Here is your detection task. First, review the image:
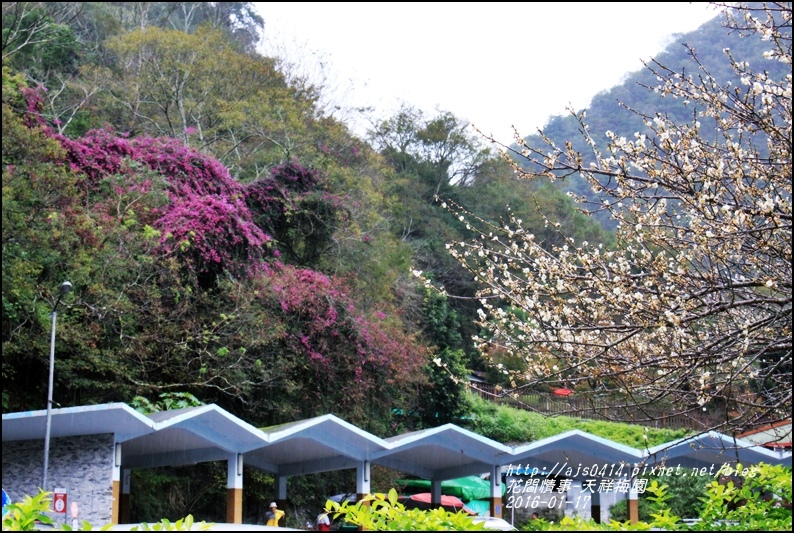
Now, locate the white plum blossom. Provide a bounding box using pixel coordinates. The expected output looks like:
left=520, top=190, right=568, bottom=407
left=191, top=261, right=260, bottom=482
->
left=436, top=2, right=791, bottom=435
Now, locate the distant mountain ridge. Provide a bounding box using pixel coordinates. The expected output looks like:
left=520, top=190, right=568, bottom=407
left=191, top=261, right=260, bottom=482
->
left=514, top=5, right=791, bottom=229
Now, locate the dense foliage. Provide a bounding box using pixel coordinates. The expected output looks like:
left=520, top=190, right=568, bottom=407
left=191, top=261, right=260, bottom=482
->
left=608, top=471, right=710, bottom=521
left=2, top=66, right=428, bottom=431
left=1, top=2, right=617, bottom=429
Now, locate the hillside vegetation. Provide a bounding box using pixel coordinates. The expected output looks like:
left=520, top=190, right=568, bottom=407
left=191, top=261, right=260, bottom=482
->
left=1, top=1, right=610, bottom=431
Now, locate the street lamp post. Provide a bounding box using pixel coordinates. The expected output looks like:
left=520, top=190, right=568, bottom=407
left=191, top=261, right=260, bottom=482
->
left=42, top=281, right=72, bottom=492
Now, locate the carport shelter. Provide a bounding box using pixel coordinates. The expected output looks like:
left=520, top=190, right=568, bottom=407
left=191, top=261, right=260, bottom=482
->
left=373, top=424, right=512, bottom=518
left=245, top=414, right=391, bottom=511
left=3, top=403, right=790, bottom=526
left=508, top=430, right=644, bottom=523
left=505, top=429, right=791, bottom=523
left=645, top=430, right=791, bottom=471
left=2, top=405, right=391, bottom=525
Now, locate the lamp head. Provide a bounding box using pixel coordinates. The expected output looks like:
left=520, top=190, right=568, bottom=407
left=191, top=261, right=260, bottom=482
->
left=60, top=281, right=72, bottom=296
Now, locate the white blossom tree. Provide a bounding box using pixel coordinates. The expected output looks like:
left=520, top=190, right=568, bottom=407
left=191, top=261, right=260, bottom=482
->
left=444, top=2, right=791, bottom=435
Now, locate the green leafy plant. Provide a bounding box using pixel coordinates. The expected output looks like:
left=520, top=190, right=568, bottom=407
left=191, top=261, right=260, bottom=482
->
left=130, top=392, right=203, bottom=414
left=609, top=470, right=710, bottom=522
left=693, top=463, right=792, bottom=531
left=2, top=490, right=54, bottom=531
left=526, top=463, right=791, bottom=531
left=326, top=488, right=488, bottom=531
left=1, top=490, right=111, bottom=531
left=643, top=481, right=681, bottom=531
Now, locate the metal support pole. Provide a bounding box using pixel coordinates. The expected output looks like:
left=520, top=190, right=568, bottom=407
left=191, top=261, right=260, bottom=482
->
left=42, top=309, right=57, bottom=491
left=42, top=281, right=71, bottom=491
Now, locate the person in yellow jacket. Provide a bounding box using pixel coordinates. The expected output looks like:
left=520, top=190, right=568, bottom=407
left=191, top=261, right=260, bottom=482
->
left=265, top=502, right=285, bottom=527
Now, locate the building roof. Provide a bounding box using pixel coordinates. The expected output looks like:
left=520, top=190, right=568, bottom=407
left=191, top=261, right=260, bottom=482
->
left=374, top=424, right=512, bottom=480
left=2, top=402, right=156, bottom=443
left=510, top=429, right=644, bottom=477
left=4, top=403, right=791, bottom=482
left=645, top=430, right=791, bottom=469
left=736, top=420, right=792, bottom=450
left=122, top=404, right=268, bottom=469
left=247, top=414, right=390, bottom=476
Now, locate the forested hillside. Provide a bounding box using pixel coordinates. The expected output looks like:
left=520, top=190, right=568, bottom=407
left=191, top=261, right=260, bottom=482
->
left=5, top=1, right=786, bottom=431
left=2, top=2, right=608, bottom=433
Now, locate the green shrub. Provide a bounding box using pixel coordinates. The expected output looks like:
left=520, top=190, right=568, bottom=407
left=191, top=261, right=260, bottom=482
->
left=463, top=394, right=689, bottom=447
left=522, top=464, right=792, bottom=531
left=606, top=470, right=710, bottom=523
left=325, top=488, right=489, bottom=531
left=693, top=463, right=792, bottom=531
left=2, top=490, right=54, bottom=531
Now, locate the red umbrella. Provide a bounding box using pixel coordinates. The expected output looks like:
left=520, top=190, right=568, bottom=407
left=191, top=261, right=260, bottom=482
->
left=553, top=387, right=574, bottom=396
left=401, top=493, right=477, bottom=515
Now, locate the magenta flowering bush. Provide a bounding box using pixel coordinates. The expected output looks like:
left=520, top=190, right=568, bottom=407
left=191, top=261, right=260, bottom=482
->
left=257, top=263, right=427, bottom=423
left=54, top=128, right=137, bottom=188
left=21, top=73, right=348, bottom=280
left=131, top=136, right=243, bottom=199
left=245, top=160, right=323, bottom=228
left=49, top=126, right=272, bottom=283
left=5, top=83, right=428, bottom=431
left=155, top=194, right=269, bottom=280
left=55, top=129, right=242, bottom=198
left=20, top=86, right=49, bottom=129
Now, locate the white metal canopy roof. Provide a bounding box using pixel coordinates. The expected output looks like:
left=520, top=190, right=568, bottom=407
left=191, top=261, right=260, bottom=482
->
left=4, top=403, right=790, bottom=481
left=2, top=402, right=156, bottom=443
left=247, top=414, right=390, bottom=476
left=645, top=430, right=792, bottom=469
left=374, top=424, right=513, bottom=480
left=122, top=404, right=268, bottom=468
left=510, top=429, right=645, bottom=477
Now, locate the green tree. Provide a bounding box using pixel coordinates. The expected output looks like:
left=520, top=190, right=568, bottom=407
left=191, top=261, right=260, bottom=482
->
left=1, top=3, right=80, bottom=79
left=104, top=25, right=328, bottom=180
left=369, top=104, right=492, bottom=201
left=416, top=288, right=470, bottom=426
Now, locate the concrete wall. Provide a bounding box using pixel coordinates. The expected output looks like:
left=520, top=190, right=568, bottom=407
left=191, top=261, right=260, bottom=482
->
left=2, top=434, right=115, bottom=527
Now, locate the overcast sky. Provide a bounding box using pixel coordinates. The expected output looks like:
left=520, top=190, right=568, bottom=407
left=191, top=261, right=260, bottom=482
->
left=254, top=2, right=721, bottom=144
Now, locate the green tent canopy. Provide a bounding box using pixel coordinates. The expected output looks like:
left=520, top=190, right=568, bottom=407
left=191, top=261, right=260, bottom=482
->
left=395, top=476, right=505, bottom=502
left=464, top=499, right=492, bottom=517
